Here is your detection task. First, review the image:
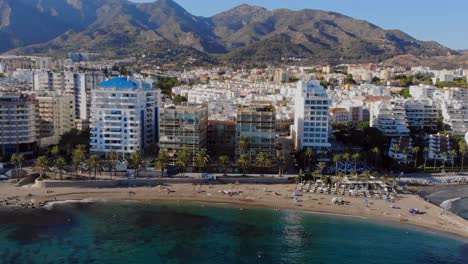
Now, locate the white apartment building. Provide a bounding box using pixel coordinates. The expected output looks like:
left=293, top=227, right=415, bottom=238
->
left=0, top=94, right=39, bottom=156
left=440, top=100, right=468, bottom=136
left=425, top=134, right=454, bottom=162
left=37, top=94, right=75, bottom=146
left=404, top=99, right=439, bottom=130
left=293, top=80, right=331, bottom=151
left=370, top=100, right=410, bottom=137
left=75, top=72, right=106, bottom=129
left=90, top=77, right=161, bottom=156
left=388, top=137, right=414, bottom=164
left=409, top=84, right=436, bottom=99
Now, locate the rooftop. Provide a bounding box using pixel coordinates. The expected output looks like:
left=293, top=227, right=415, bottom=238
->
left=99, top=77, right=152, bottom=90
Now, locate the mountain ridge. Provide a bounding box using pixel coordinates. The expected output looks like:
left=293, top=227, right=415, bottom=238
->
left=0, top=0, right=459, bottom=64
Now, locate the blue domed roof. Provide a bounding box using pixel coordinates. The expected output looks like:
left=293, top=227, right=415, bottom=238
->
left=99, top=77, right=151, bottom=90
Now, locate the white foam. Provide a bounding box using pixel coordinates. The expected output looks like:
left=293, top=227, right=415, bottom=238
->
left=440, top=197, right=461, bottom=210
left=44, top=198, right=105, bottom=210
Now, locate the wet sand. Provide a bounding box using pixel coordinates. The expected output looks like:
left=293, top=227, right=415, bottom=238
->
left=1, top=182, right=467, bottom=239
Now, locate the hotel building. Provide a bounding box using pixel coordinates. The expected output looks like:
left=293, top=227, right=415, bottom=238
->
left=90, top=78, right=161, bottom=156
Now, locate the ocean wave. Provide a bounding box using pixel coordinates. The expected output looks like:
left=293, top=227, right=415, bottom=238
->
left=44, top=198, right=106, bottom=210
left=440, top=198, right=462, bottom=210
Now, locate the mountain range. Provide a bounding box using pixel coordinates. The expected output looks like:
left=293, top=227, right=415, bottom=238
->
left=0, top=0, right=459, bottom=64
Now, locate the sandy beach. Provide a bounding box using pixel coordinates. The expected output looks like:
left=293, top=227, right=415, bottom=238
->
left=1, top=182, right=468, bottom=239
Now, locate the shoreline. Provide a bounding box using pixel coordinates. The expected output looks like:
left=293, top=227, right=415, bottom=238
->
left=1, top=183, right=468, bottom=240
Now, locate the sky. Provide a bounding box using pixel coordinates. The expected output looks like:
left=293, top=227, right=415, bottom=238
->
left=133, top=0, right=467, bottom=50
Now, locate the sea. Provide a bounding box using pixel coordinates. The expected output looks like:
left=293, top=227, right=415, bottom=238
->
left=418, top=185, right=468, bottom=220
left=0, top=201, right=467, bottom=264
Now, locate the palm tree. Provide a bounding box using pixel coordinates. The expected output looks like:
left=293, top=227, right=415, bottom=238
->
left=156, top=149, right=170, bottom=178
left=195, top=149, right=210, bottom=176
left=87, top=155, right=100, bottom=180
left=305, top=147, right=315, bottom=171
left=11, top=154, right=25, bottom=178
left=176, top=148, right=191, bottom=177
left=371, top=147, right=380, bottom=169
left=433, top=149, right=439, bottom=172
left=412, top=146, right=420, bottom=168
left=239, top=137, right=250, bottom=155
left=72, top=144, right=87, bottom=175
left=459, top=141, right=467, bottom=172
left=318, top=161, right=327, bottom=179
left=423, top=147, right=429, bottom=172
left=50, top=145, right=60, bottom=157
left=128, top=151, right=145, bottom=178
left=237, top=154, right=250, bottom=176
left=342, top=153, right=350, bottom=175
left=351, top=153, right=361, bottom=176
left=54, top=157, right=66, bottom=180
left=218, top=155, right=230, bottom=176
left=35, top=156, right=49, bottom=180
left=312, top=170, right=320, bottom=183
left=109, top=151, right=119, bottom=178
left=361, top=170, right=371, bottom=190
left=276, top=156, right=286, bottom=177
left=256, top=152, right=272, bottom=176
left=450, top=149, right=457, bottom=172
left=392, top=144, right=400, bottom=163
left=332, top=154, right=341, bottom=176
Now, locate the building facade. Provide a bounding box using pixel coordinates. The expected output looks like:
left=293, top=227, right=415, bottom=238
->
left=207, top=120, right=236, bottom=159
left=159, top=105, right=208, bottom=163
left=0, top=94, right=39, bottom=156
left=37, top=94, right=76, bottom=146
left=293, top=80, right=331, bottom=152
left=90, top=78, right=160, bottom=156
left=236, top=104, right=277, bottom=159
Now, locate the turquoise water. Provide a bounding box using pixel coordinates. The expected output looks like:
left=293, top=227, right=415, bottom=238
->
left=0, top=201, right=467, bottom=264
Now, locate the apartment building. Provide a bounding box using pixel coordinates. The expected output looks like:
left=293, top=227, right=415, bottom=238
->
left=425, top=134, right=454, bottom=162
left=370, top=100, right=410, bottom=137
left=404, top=99, right=439, bottom=131
left=0, top=94, right=39, bottom=156
left=207, top=119, right=236, bottom=159
left=75, top=72, right=106, bottom=129
left=293, top=80, right=331, bottom=152
left=37, top=94, right=75, bottom=146
left=236, top=104, right=277, bottom=159
left=159, top=105, right=208, bottom=163
left=90, top=77, right=160, bottom=156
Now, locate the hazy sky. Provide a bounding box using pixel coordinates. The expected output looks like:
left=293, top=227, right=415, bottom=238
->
left=133, top=0, right=467, bottom=50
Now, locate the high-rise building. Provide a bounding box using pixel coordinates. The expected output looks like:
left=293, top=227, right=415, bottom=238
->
left=0, top=94, right=39, bottom=156
left=75, top=72, right=106, bottom=129
left=159, top=105, right=208, bottom=163
left=370, top=100, right=410, bottom=138
left=90, top=77, right=161, bottom=156
left=207, top=120, right=236, bottom=158
left=293, top=80, right=331, bottom=152
left=37, top=94, right=76, bottom=146
left=236, top=104, right=276, bottom=159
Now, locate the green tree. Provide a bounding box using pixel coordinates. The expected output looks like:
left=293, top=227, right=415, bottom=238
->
left=351, top=153, right=361, bottom=176
left=237, top=154, right=250, bottom=176
left=256, top=152, right=272, bottom=176
left=318, top=162, right=327, bottom=178
left=239, top=137, right=250, bottom=155
left=450, top=149, right=457, bottom=172
left=459, top=141, right=467, bottom=172
left=305, top=147, right=315, bottom=171
left=332, top=154, right=341, bottom=176
left=342, top=153, right=350, bottom=174
left=54, top=157, right=66, bottom=180
left=156, top=149, right=170, bottom=178
left=412, top=146, right=420, bottom=168
left=423, top=147, right=429, bottom=171
left=35, top=156, right=49, bottom=180
left=10, top=154, right=25, bottom=178
left=87, top=155, right=100, bottom=180
left=50, top=145, right=60, bottom=157
left=276, top=155, right=286, bottom=177
left=218, top=155, right=230, bottom=176
left=176, top=148, right=191, bottom=177
left=195, top=149, right=210, bottom=176
left=128, top=151, right=145, bottom=178
left=109, top=151, right=119, bottom=179
left=371, top=147, right=380, bottom=169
